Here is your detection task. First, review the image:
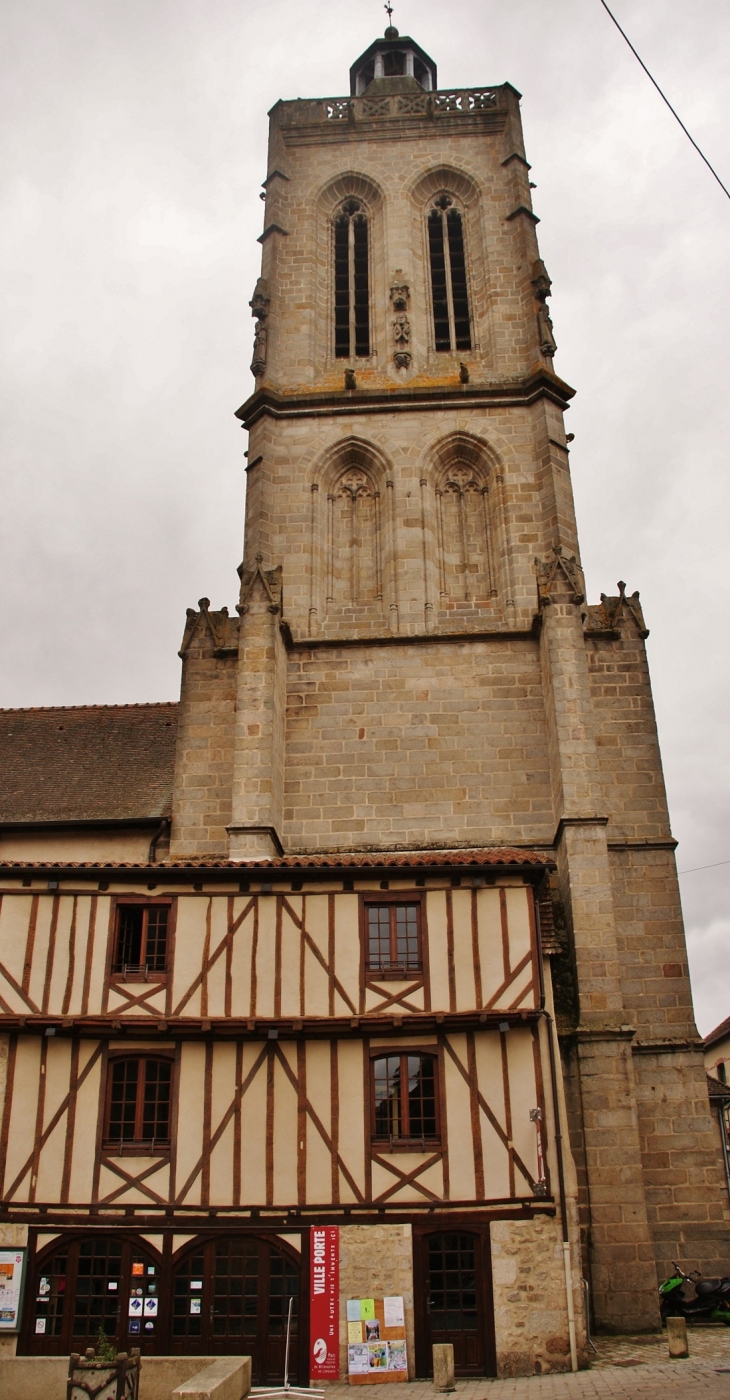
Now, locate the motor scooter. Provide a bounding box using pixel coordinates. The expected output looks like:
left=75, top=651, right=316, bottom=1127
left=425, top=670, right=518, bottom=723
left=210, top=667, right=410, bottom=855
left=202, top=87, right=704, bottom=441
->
left=660, top=1262, right=730, bottom=1323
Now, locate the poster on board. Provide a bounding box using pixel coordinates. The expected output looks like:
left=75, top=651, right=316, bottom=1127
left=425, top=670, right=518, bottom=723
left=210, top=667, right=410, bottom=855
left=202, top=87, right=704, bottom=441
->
left=310, top=1227, right=339, bottom=1379
left=346, top=1296, right=408, bottom=1384
left=0, top=1251, right=27, bottom=1331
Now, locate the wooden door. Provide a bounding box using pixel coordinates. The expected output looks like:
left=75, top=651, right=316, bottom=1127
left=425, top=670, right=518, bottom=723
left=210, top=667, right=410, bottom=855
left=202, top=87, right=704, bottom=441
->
left=171, top=1236, right=300, bottom=1382
left=414, top=1228, right=496, bottom=1378
left=24, top=1236, right=160, bottom=1355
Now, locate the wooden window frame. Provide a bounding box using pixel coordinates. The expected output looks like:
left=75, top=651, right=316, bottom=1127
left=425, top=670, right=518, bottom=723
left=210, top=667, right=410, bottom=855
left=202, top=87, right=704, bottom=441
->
left=369, top=1046, right=441, bottom=1149
left=361, top=892, right=424, bottom=979
left=103, top=1051, right=175, bottom=1156
left=109, top=896, right=175, bottom=984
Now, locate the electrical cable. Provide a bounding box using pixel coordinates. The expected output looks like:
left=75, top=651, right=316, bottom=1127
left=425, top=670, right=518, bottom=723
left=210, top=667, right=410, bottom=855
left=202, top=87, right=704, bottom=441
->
left=678, top=859, right=730, bottom=876
left=597, top=0, right=730, bottom=202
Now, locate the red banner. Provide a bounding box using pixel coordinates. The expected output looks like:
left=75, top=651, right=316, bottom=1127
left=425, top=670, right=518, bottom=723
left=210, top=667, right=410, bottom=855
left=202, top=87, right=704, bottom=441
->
left=310, top=1226, right=339, bottom=1378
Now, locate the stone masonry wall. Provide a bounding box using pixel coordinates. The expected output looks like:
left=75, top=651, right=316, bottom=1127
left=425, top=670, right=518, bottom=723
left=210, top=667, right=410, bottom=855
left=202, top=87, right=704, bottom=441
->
left=244, top=400, right=576, bottom=644
left=337, top=1224, right=415, bottom=1380
left=170, top=618, right=238, bottom=858
left=491, top=1214, right=585, bottom=1376
left=284, top=635, right=553, bottom=850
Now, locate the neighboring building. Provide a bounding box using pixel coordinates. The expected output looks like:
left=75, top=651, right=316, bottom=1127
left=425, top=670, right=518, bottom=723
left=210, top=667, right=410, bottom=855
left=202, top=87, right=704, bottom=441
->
left=705, top=1016, right=730, bottom=1084
left=1, top=23, right=728, bottom=1379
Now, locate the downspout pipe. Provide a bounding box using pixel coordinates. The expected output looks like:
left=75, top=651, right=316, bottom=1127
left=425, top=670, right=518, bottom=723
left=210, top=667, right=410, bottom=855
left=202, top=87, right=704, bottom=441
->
left=148, top=816, right=170, bottom=864
left=535, top=889, right=579, bottom=1373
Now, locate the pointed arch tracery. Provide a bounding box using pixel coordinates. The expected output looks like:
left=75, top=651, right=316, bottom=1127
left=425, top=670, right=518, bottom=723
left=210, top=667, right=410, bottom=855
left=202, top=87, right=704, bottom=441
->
left=427, top=433, right=509, bottom=607
left=309, top=439, right=394, bottom=629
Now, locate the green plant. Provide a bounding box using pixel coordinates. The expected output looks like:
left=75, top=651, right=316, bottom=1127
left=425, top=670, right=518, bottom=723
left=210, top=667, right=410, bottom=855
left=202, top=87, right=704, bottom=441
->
left=95, top=1327, right=118, bottom=1363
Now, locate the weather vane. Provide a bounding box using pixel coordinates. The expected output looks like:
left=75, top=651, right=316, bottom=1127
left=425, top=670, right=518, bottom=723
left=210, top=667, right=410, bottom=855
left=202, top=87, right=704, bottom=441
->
left=384, top=2, right=394, bottom=24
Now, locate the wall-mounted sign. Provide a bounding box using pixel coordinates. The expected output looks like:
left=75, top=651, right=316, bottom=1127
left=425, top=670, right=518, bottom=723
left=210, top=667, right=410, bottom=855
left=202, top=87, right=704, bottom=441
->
left=310, top=1227, right=339, bottom=1378
left=0, top=1250, right=27, bottom=1332
left=346, top=1296, right=407, bottom=1384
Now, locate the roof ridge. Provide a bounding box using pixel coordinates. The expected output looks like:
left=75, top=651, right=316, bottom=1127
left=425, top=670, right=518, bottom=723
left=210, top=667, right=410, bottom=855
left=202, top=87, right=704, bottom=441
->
left=0, top=702, right=179, bottom=715
left=703, top=1014, right=730, bottom=1046
left=0, top=847, right=554, bottom=871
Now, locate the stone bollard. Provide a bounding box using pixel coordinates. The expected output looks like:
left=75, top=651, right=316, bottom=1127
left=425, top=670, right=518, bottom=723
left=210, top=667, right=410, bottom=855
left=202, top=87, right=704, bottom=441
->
left=432, top=1343, right=455, bottom=1392
left=666, top=1316, right=689, bottom=1359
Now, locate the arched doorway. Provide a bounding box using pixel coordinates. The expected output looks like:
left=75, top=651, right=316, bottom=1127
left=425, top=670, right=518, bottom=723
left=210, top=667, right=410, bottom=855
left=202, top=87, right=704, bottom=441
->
left=23, top=1235, right=160, bottom=1356
left=413, top=1228, right=496, bottom=1378
left=171, top=1235, right=300, bottom=1382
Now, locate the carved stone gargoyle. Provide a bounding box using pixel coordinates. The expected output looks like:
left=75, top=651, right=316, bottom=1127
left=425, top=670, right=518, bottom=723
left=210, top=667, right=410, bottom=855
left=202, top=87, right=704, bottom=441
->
left=237, top=555, right=283, bottom=615
left=535, top=545, right=585, bottom=607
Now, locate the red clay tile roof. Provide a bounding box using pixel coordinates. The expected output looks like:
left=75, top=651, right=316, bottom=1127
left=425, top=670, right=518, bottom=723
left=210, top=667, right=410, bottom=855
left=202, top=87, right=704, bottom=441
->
left=0, top=847, right=554, bottom=872
left=704, top=1015, right=730, bottom=1049
left=707, top=1073, right=730, bottom=1101
left=0, top=704, right=178, bottom=824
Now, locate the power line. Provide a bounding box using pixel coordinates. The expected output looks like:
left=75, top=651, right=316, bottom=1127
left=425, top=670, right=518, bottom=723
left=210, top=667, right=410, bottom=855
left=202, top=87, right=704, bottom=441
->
left=678, top=859, right=730, bottom=877
left=597, top=0, right=730, bottom=202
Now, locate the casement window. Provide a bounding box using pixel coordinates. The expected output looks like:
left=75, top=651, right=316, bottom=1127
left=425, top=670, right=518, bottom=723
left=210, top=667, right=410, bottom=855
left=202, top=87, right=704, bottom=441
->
left=334, top=199, right=370, bottom=358
left=372, top=1052, right=438, bottom=1143
left=428, top=195, right=472, bottom=352
left=105, top=1057, right=172, bottom=1149
left=112, top=902, right=170, bottom=977
left=365, top=900, right=422, bottom=974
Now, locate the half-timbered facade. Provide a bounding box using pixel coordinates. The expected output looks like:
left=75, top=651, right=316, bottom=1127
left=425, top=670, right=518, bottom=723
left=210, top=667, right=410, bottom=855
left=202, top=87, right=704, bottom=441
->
left=2, top=18, right=728, bottom=1382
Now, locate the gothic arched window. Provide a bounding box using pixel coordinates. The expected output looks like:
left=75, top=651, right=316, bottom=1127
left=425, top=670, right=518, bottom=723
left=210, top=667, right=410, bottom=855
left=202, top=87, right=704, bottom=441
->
left=334, top=199, right=370, bottom=359
left=427, top=195, right=471, bottom=352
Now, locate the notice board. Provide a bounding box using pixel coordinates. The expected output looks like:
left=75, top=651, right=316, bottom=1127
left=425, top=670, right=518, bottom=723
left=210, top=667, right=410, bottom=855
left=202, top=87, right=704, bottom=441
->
left=346, top=1295, right=408, bottom=1384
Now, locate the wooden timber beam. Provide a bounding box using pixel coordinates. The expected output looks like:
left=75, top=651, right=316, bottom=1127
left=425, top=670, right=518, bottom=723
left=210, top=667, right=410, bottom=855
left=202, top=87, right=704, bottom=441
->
left=0, top=1008, right=539, bottom=1039
left=1, top=1198, right=555, bottom=1229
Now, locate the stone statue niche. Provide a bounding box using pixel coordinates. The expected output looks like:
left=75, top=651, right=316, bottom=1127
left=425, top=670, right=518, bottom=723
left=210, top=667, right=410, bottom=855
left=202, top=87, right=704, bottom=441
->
left=250, top=277, right=270, bottom=377
left=531, top=259, right=556, bottom=358
left=390, top=273, right=411, bottom=369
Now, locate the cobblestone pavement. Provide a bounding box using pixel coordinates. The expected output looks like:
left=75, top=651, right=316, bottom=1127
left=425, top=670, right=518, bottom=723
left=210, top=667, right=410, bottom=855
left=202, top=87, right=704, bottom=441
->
left=318, top=1330, right=730, bottom=1399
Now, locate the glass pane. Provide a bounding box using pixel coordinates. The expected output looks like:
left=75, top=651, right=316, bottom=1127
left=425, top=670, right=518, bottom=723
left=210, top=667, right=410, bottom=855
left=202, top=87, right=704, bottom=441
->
left=142, top=1060, right=171, bottom=1143
left=353, top=215, right=370, bottom=358
left=72, top=1238, right=124, bottom=1339
left=115, top=907, right=143, bottom=973
left=108, top=1060, right=138, bottom=1143
left=395, top=905, right=420, bottom=968
left=447, top=209, right=471, bottom=351
left=334, top=216, right=350, bottom=358
left=373, top=1056, right=401, bottom=1139
left=268, top=1251, right=299, bottom=1337
left=213, top=1239, right=259, bottom=1339
left=144, top=907, right=169, bottom=973
left=407, top=1055, right=436, bottom=1138
left=172, top=1250, right=205, bottom=1337
left=428, top=1233, right=478, bottom=1332
left=367, top=907, right=391, bottom=968
left=35, top=1249, right=69, bottom=1338
left=428, top=211, right=451, bottom=351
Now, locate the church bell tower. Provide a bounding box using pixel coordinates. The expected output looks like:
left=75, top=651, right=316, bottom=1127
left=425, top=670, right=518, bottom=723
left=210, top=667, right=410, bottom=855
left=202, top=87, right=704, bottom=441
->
left=170, top=22, right=730, bottom=1338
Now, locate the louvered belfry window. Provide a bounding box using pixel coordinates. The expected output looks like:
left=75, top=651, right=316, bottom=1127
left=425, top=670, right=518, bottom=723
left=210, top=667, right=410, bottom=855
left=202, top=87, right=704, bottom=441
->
left=428, top=194, right=472, bottom=352
left=334, top=199, right=370, bottom=358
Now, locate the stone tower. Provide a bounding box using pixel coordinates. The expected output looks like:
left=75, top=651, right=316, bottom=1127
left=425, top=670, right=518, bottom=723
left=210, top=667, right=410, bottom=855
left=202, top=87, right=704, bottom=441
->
left=170, top=25, right=729, bottom=1330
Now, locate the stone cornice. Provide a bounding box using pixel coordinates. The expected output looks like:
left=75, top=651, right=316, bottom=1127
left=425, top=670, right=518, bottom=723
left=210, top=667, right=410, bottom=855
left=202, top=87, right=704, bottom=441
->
left=235, top=368, right=576, bottom=429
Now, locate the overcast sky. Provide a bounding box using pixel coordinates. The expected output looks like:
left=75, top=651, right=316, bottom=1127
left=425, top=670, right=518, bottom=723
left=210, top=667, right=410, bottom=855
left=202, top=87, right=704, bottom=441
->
left=2, top=0, right=729, bottom=1033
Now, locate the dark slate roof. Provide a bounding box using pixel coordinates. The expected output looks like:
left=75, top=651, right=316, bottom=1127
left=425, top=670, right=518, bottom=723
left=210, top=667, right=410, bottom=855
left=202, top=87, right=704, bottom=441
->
left=0, top=704, right=179, bottom=824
